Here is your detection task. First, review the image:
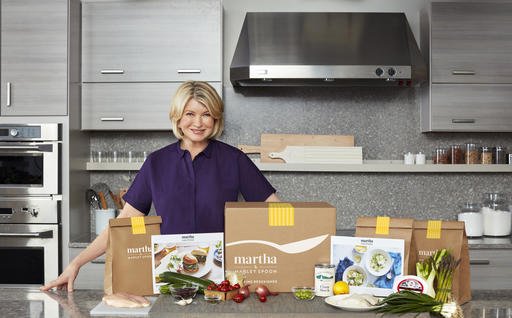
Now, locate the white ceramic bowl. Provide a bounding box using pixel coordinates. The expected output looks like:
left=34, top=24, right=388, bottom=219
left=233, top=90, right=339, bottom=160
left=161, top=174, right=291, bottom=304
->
left=365, top=249, right=392, bottom=277
left=342, top=265, right=367, bottom=286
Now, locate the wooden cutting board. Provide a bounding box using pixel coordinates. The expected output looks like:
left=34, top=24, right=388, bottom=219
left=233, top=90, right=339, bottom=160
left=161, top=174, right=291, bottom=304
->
left=239, top=134, right=355, bottom=163
left=269, top=146, right=363, bottom=164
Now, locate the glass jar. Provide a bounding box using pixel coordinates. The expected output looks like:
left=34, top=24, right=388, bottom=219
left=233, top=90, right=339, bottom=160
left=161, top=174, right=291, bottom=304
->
left=481, top=192, right=511, bottom=237
left=433, top=147, right=449, bottom=164
left=494, top=146, right=507, bottom=164
left=450, top=144, right=464, bottom=164
left=482, top=192, right=509, bottom=212
left=481, top=146, right=493, bottom=164
left=458, top=202, right=483, bottom=237
left=465, top=143, right=480, bottom=164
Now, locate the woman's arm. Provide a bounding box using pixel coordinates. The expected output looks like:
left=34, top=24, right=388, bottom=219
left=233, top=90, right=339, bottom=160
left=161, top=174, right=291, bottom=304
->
left=40, top=203, right=144, bottom=292
left=265, top=193, right=280, bottom=202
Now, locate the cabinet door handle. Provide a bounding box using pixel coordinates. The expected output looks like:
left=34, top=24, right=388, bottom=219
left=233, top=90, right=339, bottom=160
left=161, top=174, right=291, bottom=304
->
left=177, top=69, right=201, bottom=74
left=452, top=70, right=475, bottom=76
left=100, top=69, right=124, bottom=74
left=100, top=117, right=124, bottom=122
left=470, top=259, right=490, bottom=265
left=91, top=259, right=105, bottom=264
left=452, top=119, right=475, bottom=124
left=6, top=82, right=11, bottom=107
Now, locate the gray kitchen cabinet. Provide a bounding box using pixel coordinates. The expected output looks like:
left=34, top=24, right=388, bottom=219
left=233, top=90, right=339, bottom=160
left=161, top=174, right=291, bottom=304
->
left=429, top=84, right=512, bottom=132
left=0, top=0, right=67, bottom=116
left=422, top=2, right=512, bottom=132
left=81, top=0, right=222, bottom=83
left=431, top=2, right=512, bottom=84
left=469, top=249, right=512, bottom=290
left=69, top=247, right=104, bottom=289
left=82, top=82, right=222, bottom=130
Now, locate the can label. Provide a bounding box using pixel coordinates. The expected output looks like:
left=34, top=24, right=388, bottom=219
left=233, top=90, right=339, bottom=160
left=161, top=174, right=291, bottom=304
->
left=314, top=264, right=335, bottom=297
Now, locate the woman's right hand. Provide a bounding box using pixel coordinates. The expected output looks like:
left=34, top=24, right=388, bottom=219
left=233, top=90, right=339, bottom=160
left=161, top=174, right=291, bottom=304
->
left=40, top=262, right=80, bottom=292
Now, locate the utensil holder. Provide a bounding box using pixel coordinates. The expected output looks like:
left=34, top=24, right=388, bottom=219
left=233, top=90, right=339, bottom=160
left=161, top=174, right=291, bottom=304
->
left=94, top=209, right=116, bottom=235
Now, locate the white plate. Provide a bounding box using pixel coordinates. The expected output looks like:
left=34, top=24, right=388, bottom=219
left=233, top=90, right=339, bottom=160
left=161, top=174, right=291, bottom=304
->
left=324, top=294, right=384, bottom=312
left=365, top=248, right=392, bottom=277
left=342, top=265, right=367, bottom=287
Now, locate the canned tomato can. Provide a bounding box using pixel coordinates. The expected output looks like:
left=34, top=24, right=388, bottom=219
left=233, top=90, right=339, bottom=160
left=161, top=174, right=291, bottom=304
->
left=314, top=263, right=335, bottom=297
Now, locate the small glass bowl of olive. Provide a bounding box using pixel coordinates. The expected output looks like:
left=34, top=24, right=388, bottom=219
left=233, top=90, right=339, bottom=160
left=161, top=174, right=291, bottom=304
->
left=291, top=287, right=316, bottom=300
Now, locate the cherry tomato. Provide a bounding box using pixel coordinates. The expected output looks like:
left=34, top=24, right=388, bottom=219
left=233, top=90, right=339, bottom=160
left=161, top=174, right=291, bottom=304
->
left=233, top=283, right=241, bottom=289
left=207, top=283, right=217, bottom=291
left=232, top=294, right=245, bottom=303
left=259, top=295, right=267, bottom=302
left=221, top=280, right=230, bottom=286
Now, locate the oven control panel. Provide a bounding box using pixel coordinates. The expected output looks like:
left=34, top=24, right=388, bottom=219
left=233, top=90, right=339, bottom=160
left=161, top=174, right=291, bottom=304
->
left=0, top=124, right=59, bottom=141
left=0, top=198, right=58, bottom=224
left=0, top=207, right=39, bottom=218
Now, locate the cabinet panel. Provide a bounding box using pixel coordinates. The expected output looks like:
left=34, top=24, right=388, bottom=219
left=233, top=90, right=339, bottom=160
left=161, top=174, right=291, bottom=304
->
left=69, top=248, right=105, bottom=290
left=82, top=82, right=222, bottom=130
left=82, top=0, right=221, bottom=82
left=431, top=2, right=512, bottom=83
left=429, top=84, right=512, bottom=132
left=470, top=249, right=512, bottom=290
left=0, top=0, right=67, bottom=116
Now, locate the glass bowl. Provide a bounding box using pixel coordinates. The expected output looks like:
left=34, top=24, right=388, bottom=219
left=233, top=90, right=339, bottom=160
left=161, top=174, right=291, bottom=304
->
left=169, top=283, right=198, bottom=305
left=291, top=287, right=316, bottom=300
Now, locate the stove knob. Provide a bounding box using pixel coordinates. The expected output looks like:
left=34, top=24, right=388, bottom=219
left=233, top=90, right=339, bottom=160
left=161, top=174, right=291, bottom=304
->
left=375, top=68, right=384, bottom=77
left=30, top=209, right=39, bottom=217
left=388, top=68, right=396, bottom=77
left=9, top=128, right=19, bottom=137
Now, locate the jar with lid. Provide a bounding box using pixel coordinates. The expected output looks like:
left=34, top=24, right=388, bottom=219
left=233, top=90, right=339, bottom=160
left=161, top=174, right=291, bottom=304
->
left=481, top=146, right=493, bottom=164
left=481, top=192, right=511, bottom=236
left=494, top=146, right=507, bottom=164
left=432, top=147, right=449, bottom=164
left=458, top=203, right=483, bottom=237
left=450, top=144, right=464, bottom=164
left=465, top=143, right=480, bottom=164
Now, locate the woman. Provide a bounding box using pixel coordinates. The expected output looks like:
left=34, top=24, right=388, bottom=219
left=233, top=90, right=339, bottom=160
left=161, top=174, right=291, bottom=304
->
left=42, top=81, right=278, bottom=292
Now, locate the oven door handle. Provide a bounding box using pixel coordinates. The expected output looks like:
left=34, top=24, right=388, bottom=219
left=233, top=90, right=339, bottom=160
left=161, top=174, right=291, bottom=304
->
left=0, top=230, right=53, bottom=238
left=0, top=144, right=53, bottom=152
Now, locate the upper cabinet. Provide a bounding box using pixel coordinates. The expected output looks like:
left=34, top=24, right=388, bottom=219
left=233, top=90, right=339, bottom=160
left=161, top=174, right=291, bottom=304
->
left=431, top=2, right=512, bottom=84
left=81, top=0, right=222, bottom=83
left=422, top=2, right=512, bottom=132
left=0, top=0, right=68, bottom=116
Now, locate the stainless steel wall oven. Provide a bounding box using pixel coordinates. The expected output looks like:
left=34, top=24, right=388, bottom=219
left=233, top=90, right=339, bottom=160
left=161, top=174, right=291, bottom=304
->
left=0, top=124, right=61, bottom=287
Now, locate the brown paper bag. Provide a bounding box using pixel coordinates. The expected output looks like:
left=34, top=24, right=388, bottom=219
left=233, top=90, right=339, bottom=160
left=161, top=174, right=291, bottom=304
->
left=355, top=217, right=414, bottom=275
left=104, top=216, right=162, bottom=296
left=412, top=220, right=471, bottom=304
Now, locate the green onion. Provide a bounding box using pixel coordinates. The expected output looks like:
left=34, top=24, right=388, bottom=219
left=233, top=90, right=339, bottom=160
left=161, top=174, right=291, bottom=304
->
left=377, top=291, right=463, bottom=318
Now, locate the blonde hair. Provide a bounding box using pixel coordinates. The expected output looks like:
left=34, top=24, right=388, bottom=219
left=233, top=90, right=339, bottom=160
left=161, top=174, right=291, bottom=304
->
left=170, top=81, right=224, bottom=140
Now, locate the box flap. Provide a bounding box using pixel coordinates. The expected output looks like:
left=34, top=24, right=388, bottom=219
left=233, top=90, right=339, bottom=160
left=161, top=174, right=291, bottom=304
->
left=225, top=201, right=335, bottom=210
left=356, top=216, right=414, bottom=229
left=109, top=216, right=162, bottom=227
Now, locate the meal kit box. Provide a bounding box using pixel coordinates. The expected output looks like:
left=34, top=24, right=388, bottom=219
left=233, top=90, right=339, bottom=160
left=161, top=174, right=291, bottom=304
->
left=331, top=236, right=405, bottom=297
left=355, top=217, right=414, bottom=275
left=412, top=220, right=471, bottom=304
left=104, top=216, right=162, bottom=296
left=225, top=202, right=336, bottom=292
left=150, top=232, right=224, bottom=294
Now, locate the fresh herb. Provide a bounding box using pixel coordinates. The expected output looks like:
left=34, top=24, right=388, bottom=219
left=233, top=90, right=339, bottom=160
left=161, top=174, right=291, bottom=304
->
left=167, top=255, right=182, bottom=270
left=377, top=291, right=463, bottom=318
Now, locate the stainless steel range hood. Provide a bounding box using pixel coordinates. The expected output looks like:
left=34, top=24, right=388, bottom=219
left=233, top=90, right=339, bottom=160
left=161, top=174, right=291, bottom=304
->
left=230, top=12, right=427, bottom=87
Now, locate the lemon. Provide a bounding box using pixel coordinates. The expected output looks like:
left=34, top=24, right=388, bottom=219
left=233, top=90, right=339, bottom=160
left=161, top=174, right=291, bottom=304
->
left=333, top=281, right=350, bottom=295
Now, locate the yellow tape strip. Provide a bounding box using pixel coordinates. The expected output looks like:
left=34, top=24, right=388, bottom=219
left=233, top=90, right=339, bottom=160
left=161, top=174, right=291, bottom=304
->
left=131, top=216, right=146, bottom=235
left=268, top=203, right=294, bottom=226
left=375, top=216, right=390, bottom=235
left=426, top=220, right=442, bottom=239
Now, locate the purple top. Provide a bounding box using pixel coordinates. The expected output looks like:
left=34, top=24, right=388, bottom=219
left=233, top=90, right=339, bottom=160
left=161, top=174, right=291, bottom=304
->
left=123, top=139, right=276, bottom=234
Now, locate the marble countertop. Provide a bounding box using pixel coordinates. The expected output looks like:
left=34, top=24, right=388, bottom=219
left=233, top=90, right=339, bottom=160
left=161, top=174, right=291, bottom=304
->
left=2, top=288, right=512, bottom=318
left=70, top=229, right=512, bottom=249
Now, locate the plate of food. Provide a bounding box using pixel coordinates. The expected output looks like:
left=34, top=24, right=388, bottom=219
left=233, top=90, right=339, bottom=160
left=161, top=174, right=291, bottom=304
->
left=325, top=294, right=383, bottom=312
left=155, top=246, right=213, bottom=279
left=342, top=265, right=367, bottom=287
left=365, top=249, right=392, bottom=277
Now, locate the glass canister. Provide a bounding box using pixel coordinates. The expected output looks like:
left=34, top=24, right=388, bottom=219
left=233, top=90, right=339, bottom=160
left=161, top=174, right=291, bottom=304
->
left=433, top=147, right=449, bottom=164
left=465, top=143, right=480, bottom=164
left=494, top=146, right=507, bottom=164
left=481, top=192, right=511, bottom=236
left=450, top=144, right=464, bottom=164
left=458, top=203, right=483, bottom=237
left=481, top=146, right=493, bottom=164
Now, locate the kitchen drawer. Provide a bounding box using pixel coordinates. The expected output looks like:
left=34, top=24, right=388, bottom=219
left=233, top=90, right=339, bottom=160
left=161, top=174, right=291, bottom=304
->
left=81, top=82, right=222, bottom=130
left=470, top=249, right=512, bottom=290
left=427, top=84, right=512, bottom=132
left=82, top=0, right=221, bottom=82
left=431, top=2, right=512, bottom=84
left=69, top=247, right=105, bottom=290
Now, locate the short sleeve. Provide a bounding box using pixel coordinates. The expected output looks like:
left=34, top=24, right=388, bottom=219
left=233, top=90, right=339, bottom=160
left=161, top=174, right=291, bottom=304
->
left=122, top=159, right=153, bottom=214
left=238, top=153, right=276, bottom=201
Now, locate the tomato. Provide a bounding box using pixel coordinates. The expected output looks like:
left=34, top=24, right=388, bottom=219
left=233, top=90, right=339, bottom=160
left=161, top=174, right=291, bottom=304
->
left=258, top=295, right=267, bottom=302
left=207, top=283, right=217, bottom=291
left=221, top=280, right=230, bottom=286
left=232, top=294, right=245, bottom=303
left=233, top=283, right=241, bottom=289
